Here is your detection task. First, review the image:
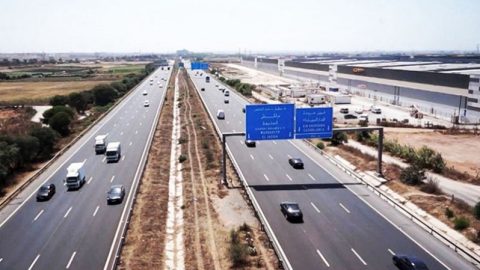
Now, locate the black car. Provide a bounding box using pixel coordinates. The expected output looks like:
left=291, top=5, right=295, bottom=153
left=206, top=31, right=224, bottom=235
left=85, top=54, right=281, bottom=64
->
left=340, top=108, right=349, bottom=114
left=280, top=202, right=303, bottom=222
left=344, top=114, right=358, bottom=119
left=242, top=107, right=245, bottom=113
left=36, top=184, right=56, bottom=201
left=107, top=185, right=126, bottom=205
left=245, top=140, right=256, bottom=147
left=393, top=255, right=429, bottom=270
left=288, top=158, right=304, bottom=169
left=201, top=87, right=205, bottom=91
left=224, top=99, right=229, bottom=104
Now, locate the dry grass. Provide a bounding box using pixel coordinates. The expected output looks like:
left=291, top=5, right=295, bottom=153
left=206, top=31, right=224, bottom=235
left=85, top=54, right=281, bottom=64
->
left=0, top=80, right=113, bottom=103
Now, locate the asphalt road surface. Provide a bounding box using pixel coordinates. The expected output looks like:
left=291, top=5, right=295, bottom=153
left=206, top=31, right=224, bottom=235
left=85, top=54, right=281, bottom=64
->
left=0, top=67, right=172, bottom=270
left=187, top=68, right=475, bottom=270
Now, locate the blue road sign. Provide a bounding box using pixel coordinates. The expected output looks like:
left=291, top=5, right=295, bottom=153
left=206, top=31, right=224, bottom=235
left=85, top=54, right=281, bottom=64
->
left=246, top=104, right=295, bottom=140
left=295, top=107, right=333, bottom=139
left=191, top=62, right=209, bottom=70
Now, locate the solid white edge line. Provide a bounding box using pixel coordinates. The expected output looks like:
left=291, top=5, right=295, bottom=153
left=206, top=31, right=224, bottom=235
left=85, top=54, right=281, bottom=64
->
left=93, top=206, right=99, bottom=217
left=310, top=202, right=321, bottom=213
left=316, top=249, right=330, bottom=267
left=351, top=248, right=367, bottom=265
left=33, top=209, right=44, bottom=221
left=288, top=140, right=453, bottom=270
left=103, top=69, right=171, bottom=270
left=339, top=203, right=351, bottom=213
left=64, top=207, right=72, bottom=218
left=66, top=251, right=76, bottom=269
left=28, top=254, right=40, bottom=270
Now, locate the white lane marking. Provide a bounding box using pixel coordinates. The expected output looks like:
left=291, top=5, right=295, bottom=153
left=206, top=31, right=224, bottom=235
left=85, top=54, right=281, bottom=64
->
left=126, top=123, right=130, bottom=126
left=286, top=174, right=293, bottom=181
left=250, top=154, right=255, bottom=160
left=226, top=121, right=230, bottom=124
left=110, top=176, right=115, bottom=183
left=308, top=173, right=316, bottom=181
left=135, top=130, right=138, bottom=134
left=311, top=202, right=321, bottom=213
left=87, top=177, right=93, bottom=185
left=66, top=251, right=76, bottom=269
left=264, top=174, right=270, bottom=181
left=83, top=159, right=87, bottom=164
left=129, top=141, right=132, bottom=146
left=64, top=207, right=72, bottom=218
left=268, top=154, right=274, bottom=160
left=388, top=249, right=395, bottom=256
left=272, top=140, right=277, bottom=144
left=139, top=122, right=142, bottom=126
left=239, top=140, right=244, bottom=144
left=120, top=131, right=124, bottom=136
left=114, top=123, right=117, bottom=127
left=102, top=157, right=106, bottom=163
left=239, top=121, right=242, bottom=124
left=33, top=209, right=44, bottom=222
left=122, top=155, right=125, bottom=161
left=0, top=258, right=3, bottom=263
left=316, top=249, right=330, bottom=267
left=288, top=140, right=452, bottom=270
left=351, top=248, right=367, bottom=265
left=28, top=254, right=40, bottom=270
left=287, top=154, right=292, bottom=159
left=93, top=206, right=99, bottom=217
left=339, top=203, right=351, bottom=213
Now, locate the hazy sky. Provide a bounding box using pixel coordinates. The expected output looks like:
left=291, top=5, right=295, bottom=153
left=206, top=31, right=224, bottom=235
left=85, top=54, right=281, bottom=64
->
left=1, top=0, right=479, bottom=53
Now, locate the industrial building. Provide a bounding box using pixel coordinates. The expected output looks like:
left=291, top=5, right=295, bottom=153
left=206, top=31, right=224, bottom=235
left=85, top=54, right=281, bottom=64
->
left=240, top=56, right=480, bottom=124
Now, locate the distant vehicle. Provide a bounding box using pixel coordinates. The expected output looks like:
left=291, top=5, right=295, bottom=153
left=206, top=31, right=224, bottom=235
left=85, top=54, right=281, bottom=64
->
left=340, top=108, right=349, bottom=114
left=306, top=94, right=326, bottom=105
left=144, top=100, right=150, bottom=107
left=280, top=202, right=303, bottom=222
left=107, top=185, right=125, bottom=205
left=65, top=162, right=86, bottom=190
left=358, top=115, right=368, bottom=122
left=344, top=114, right=358, bottom=119
left=242, top=107, right=246, bottom=113
left=201, top=87, right=205, bottom=91
left=142, top=90, right=148, bottom=96
left=245, top=140, right=256, bottom=147
left=392, top=255, right=429, bottom=270
left=216, top=109, right=225, bottom=120
left=354, top=108, right=363, bottom=114
left=215, top=84, right=219, bottom=88
left=224, top=90, right=230, bottom=96
left=106, top=142, right=121, bottom=163
left=36, top=184, right=56, bottom=201
left=159, top=84, right=163, bottom=88
left=205, top=76, right=210, bottom=83
left=288, top=158, right=304, bottom=169
left=167, top=67, right=171, bottom=70
left=94, top=134, right=108, bottom=154
left=224, top=99, right=229, bottom=104
left=371, top=106, right=382, bottom=114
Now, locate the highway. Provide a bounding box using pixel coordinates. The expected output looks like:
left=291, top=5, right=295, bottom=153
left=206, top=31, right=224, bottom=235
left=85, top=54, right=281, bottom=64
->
left=0, top=66, right=172, bottom=270
left=187, top=69, right=475, bottom=270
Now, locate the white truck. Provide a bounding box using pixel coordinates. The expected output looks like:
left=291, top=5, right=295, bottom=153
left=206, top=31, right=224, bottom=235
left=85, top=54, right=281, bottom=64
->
left=94, top=134, right=108, bottom=154
left=106, top=142, right=121, bottom=162
left=306, top=94, right=326, bottom=105
left=65, top=162, right=86, bottom=190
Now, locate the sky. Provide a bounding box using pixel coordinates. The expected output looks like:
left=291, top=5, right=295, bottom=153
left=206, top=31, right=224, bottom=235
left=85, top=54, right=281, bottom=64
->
left=0, top=0, right=479, bottom=53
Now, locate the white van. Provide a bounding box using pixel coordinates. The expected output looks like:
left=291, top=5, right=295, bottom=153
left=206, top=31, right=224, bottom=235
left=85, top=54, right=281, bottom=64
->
left=216, top=109, right=225, bottom=120
left=106, top=142, right=121, bottom=162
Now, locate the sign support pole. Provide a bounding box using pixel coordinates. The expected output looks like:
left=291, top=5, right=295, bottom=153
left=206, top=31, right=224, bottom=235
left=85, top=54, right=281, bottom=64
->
left=222, top=132, right=245, bottom=187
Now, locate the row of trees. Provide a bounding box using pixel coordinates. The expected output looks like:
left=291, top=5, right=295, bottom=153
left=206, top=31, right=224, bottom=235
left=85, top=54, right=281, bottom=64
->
left=219, top=78, right=255, bottom=97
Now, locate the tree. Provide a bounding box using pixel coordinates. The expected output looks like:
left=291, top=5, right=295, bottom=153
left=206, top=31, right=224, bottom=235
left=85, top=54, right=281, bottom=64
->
left=48, top=112, right=71, bottom=136
left=0, top=72, right=9, bottom=80
left=42, top=106, right=74, bottom=124
left=330, top=131, right=348, bottom=146
left=30, top=127, right=57, bottom=159
left=92, top=84, right=118, bottom=106
left=474, top=202, right=480, bottom=220
left=400, top=165, right=426, bottom=185
left=68, top=92, right=88, bottom=113
left=110, top=81, right=128, bottom=95
left=11, top=136, right=40, bottom=166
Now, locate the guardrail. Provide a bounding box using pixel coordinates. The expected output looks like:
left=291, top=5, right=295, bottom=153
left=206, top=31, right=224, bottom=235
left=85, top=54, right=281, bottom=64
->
left=0, top=72, right=153, bottom=211
left=110, top=68, right=174, bottom=270
left=302, top=139, right=480, bottom=268
left=187, top=70, right=291, bottom=270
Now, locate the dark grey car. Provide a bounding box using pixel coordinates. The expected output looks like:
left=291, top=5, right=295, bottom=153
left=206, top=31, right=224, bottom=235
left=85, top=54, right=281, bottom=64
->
left=393, top=255, right=429, bottom=270
left=36, top=184, right=56, bottom=201
left=280, top=202, right=303, bottom=222
left=107, top=185, right=125, bottom=205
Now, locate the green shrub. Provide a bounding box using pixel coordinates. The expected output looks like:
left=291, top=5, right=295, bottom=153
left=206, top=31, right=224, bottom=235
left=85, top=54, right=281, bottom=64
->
left=474, top=202, right=480, bottom=220
left=330, top=131, right=348, bottom=146
left=42, top=106, right=75, bottom=124
left=178, top=154, right=187, bottom=163
left=400, top=165, right=425, bottom=185
left=48, top=112, right=71, bottom=136
left=49, top=95, right=69, bottom=106
left=420, top=177, right=440, bottom=194
left=445, top=207, right=454, bottom=219
left=453, top=216, right=470, bottom=231
left=178, top=137, right=187, bottom=144
left=316, top=142, right=325, bottom=150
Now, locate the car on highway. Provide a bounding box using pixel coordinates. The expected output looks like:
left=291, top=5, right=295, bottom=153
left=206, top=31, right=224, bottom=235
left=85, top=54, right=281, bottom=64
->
left=36, top=183, right=56, bottom=201
left=107, top=185, right=126, bottom=205
left=216, top=109, right=225, bottom=119
left=142, top=90, right=148, bottom=96
left=245, top=139, right=256, bottom=147
left=340, top=107, right=349, bottom=114
left=224, top=90, right=230, bottom=96
left=280, top=202, right=303, bottom=222
left=144, top=100, right=150, bottom=107
left=215, top=84, right=219, bottom=87
left=159, top=84, right=163, bottom=88
left=344, top=114, right=358, bottom=119
left=355, top=108, right=363, bottom=114
left=201, top=87, right=205, bottom=91
left=371, top=106, right=382, bottom=114
left=392, top=255, right=429, bottom=270
left=242, top=107, right=246, bottom=113
left=224, top=99, right=229, bottom=104
left=288, top=158, right=304, bottom=169
left=359, top=115, right=368, bottom=122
